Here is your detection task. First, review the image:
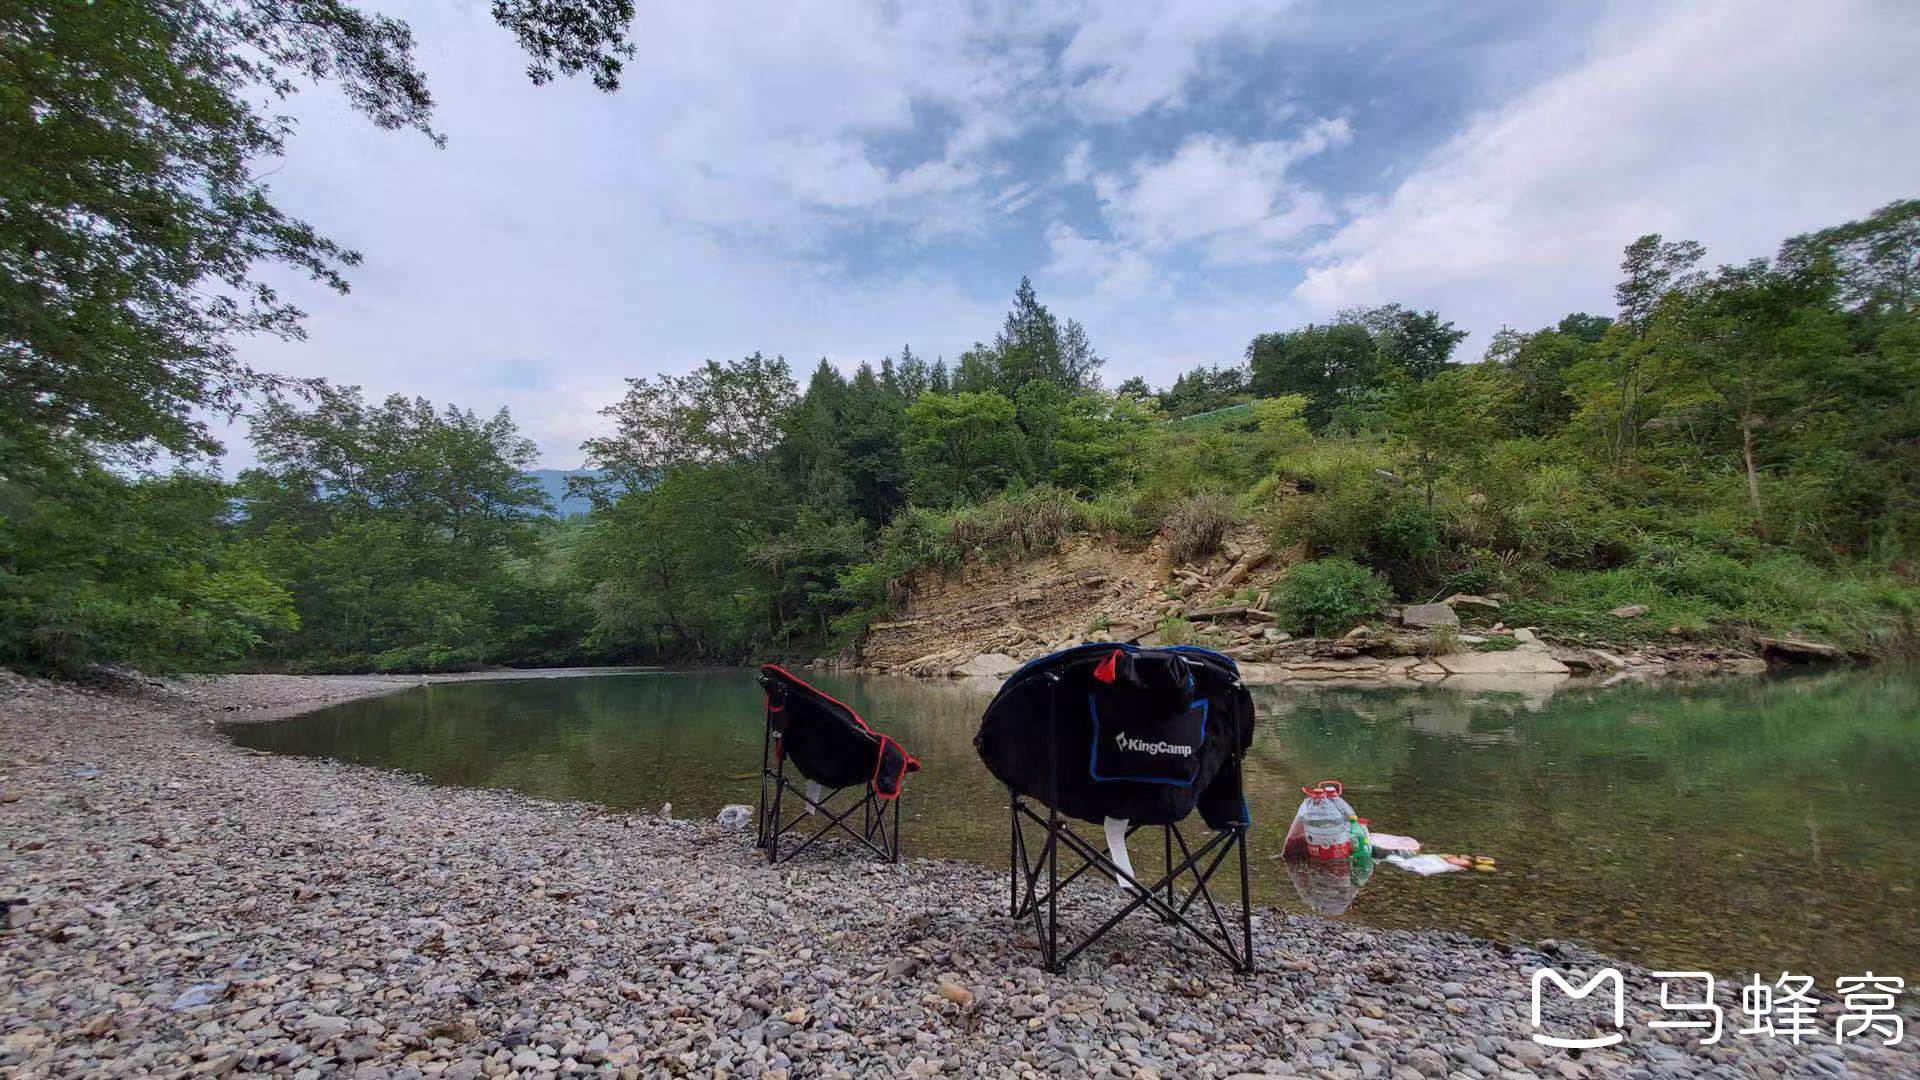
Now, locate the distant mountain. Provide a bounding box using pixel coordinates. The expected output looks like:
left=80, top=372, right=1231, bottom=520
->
left=528, top=469, right=603, bottom=517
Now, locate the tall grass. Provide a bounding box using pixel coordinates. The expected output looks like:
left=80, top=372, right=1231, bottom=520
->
left=1163, top=491, right=1238, bottom=564
left=1505, top=555, right=1917, bottom=651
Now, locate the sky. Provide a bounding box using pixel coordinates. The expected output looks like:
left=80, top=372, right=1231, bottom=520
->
left=228, top=0, right=1920, bottom=468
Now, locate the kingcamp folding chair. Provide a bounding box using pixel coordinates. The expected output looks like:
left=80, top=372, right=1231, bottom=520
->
left=756, top=664, right=920, bottom=865
left=975, top=644, right=1256, bottom=972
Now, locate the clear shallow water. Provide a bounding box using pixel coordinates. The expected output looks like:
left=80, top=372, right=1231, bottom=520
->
left=223, top=669, right=1920, bottom=980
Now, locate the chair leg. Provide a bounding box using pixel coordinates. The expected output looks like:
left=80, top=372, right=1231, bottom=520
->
left=767, top=769, right=785, bottom=864
left=1008, top=803, right=1255, bottom=973
left=765, top=782, right=903, bottom=866
left=1046, top=803, right=1060, bottom=973
left=1163, top=826, right=1176, bottom=923
left=890, top=792, right=902, bottom=862
left=1236, top=827, right=1253, bottom=972
left=756, top=727, right=771, bottom=851
left=1013, top=791, right=1029, bottom=914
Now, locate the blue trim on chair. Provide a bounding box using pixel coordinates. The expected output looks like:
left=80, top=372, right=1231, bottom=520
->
left=1002, top=641, right=1242, bottom=687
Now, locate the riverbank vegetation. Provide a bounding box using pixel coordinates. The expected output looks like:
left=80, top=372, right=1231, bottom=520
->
left=7, top=201, right=1919, bottom=675
left=2, top=0, right=1916, bottom=674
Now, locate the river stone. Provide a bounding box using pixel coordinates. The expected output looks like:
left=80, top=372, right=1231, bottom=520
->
left=952, top=653, right=1019, bottom=678
left=1608, top=604, right=1649, bottom=618
left=1400, top=604, right=1459, bottom=630
left=1756, top=635, right=1845, bottom=662
left=170, top=980, right=229, bottom=1011
left=1433, top=650, right=1570, bottom=676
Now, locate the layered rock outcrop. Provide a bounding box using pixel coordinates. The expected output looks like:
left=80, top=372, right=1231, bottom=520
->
left=857, top=527, right=1290, bottom=677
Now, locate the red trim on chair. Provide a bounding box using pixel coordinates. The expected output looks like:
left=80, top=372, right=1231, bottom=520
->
left=763, top=664, right=920, bottom=798
left=763, top=664, right=876, bottom=735
left=869, top=734, right=921, bottom=800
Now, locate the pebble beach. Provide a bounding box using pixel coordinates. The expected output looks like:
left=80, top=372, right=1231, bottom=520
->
left=2, top=673, right=1914, bottom=1079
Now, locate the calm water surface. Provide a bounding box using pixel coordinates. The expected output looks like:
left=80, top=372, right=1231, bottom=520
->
left=223, top=669, right=1920, bottom=979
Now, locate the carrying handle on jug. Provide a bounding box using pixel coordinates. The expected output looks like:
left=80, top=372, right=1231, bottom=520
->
left=1301, top=779, right=1344, bottom=798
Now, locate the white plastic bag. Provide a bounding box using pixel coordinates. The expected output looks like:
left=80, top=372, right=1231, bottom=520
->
left=1385, top=853, right=1462, bottom=876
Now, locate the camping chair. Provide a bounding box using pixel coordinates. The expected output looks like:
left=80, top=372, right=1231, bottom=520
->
left=975, top=644, right=1256, bottom=972
left=756, top=664, right=920, bottom=865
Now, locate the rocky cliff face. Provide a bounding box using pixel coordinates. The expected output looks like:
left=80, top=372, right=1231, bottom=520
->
left=856, top=526, right=1292, bottom=677
left=851, top=526, right=1778, bottom=685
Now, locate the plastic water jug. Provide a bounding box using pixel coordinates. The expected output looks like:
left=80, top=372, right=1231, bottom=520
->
left=1300, top=781, right=1354, bottom=859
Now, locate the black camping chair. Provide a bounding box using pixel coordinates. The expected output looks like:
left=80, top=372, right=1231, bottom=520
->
left=975, top=643, right=1256, bottom=972
left=756, top=664, right=920, bottom=865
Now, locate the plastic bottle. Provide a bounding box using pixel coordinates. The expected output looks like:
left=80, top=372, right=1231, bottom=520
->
left=1301, top=782, right=1354, bottom=859
left=1350, top=817, right=1374, bottom=868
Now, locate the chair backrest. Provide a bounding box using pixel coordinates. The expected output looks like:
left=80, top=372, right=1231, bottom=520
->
left=758, top=664, right=919, bottom=798
left=974, top=644, right=1253, bottom=828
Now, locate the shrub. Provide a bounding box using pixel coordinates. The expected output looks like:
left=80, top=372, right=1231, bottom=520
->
left=1269, top=557, right=1392, bottom=637
left=1375, top=501, right=1440, bottom=563
left=1478, top=633, right=1519, bottom=652
left=1164, top=491, right=1237, bottom=564
left=1372, top=499, right=1443, bottom=594
left=1264, top=439, right=1394, bottom=557
left=1424, top=624, right=1462, bottom=656
left=1157, top=615, right=1195, bottom=645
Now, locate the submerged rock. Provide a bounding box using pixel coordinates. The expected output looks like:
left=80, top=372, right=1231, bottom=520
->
left=951, top=652, right=1019, bottom=678
left=1432, top=650, right=1570, bottom=676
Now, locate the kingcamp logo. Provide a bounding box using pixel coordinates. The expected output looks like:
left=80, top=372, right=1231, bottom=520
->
left=1115, top=732, right=1194, bottom=757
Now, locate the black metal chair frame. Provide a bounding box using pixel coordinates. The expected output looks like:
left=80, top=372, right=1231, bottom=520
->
left=755, top=722, right=902, bottom=865
left=1006, top=671, right=1253, bottom=973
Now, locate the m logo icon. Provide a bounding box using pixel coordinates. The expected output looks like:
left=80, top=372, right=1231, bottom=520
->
left=1531, top=967, right=1627, bottom=1049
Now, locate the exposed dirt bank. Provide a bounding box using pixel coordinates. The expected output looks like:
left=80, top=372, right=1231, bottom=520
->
left=850, top=532, right=1800, bottom=689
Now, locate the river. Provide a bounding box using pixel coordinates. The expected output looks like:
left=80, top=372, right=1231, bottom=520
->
left=222, top=667, right=1920, bottom=980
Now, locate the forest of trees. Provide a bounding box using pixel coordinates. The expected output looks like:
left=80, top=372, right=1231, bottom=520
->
left=3, top=0, right=1917, bottom=677
left=7, top=203, right=1920, bottom=676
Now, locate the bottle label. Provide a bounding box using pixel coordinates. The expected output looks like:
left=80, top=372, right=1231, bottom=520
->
left=1306, top=820, right=1352, bottom=857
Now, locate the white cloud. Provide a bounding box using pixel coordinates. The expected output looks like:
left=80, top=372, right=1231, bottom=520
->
left=223, top=2, right=1086, bottom=465
left=1093, top=119, right=1352, bottom=264
left=1061, top=141, right=1094, bottom=185
left=1294, top=0, right=1920, bottom=353
left=1044, top=224, right=1158, bottom=298
left=1061, top=0, right=1301, bottom=118
left=220, top=0, right=1920, bottom=470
